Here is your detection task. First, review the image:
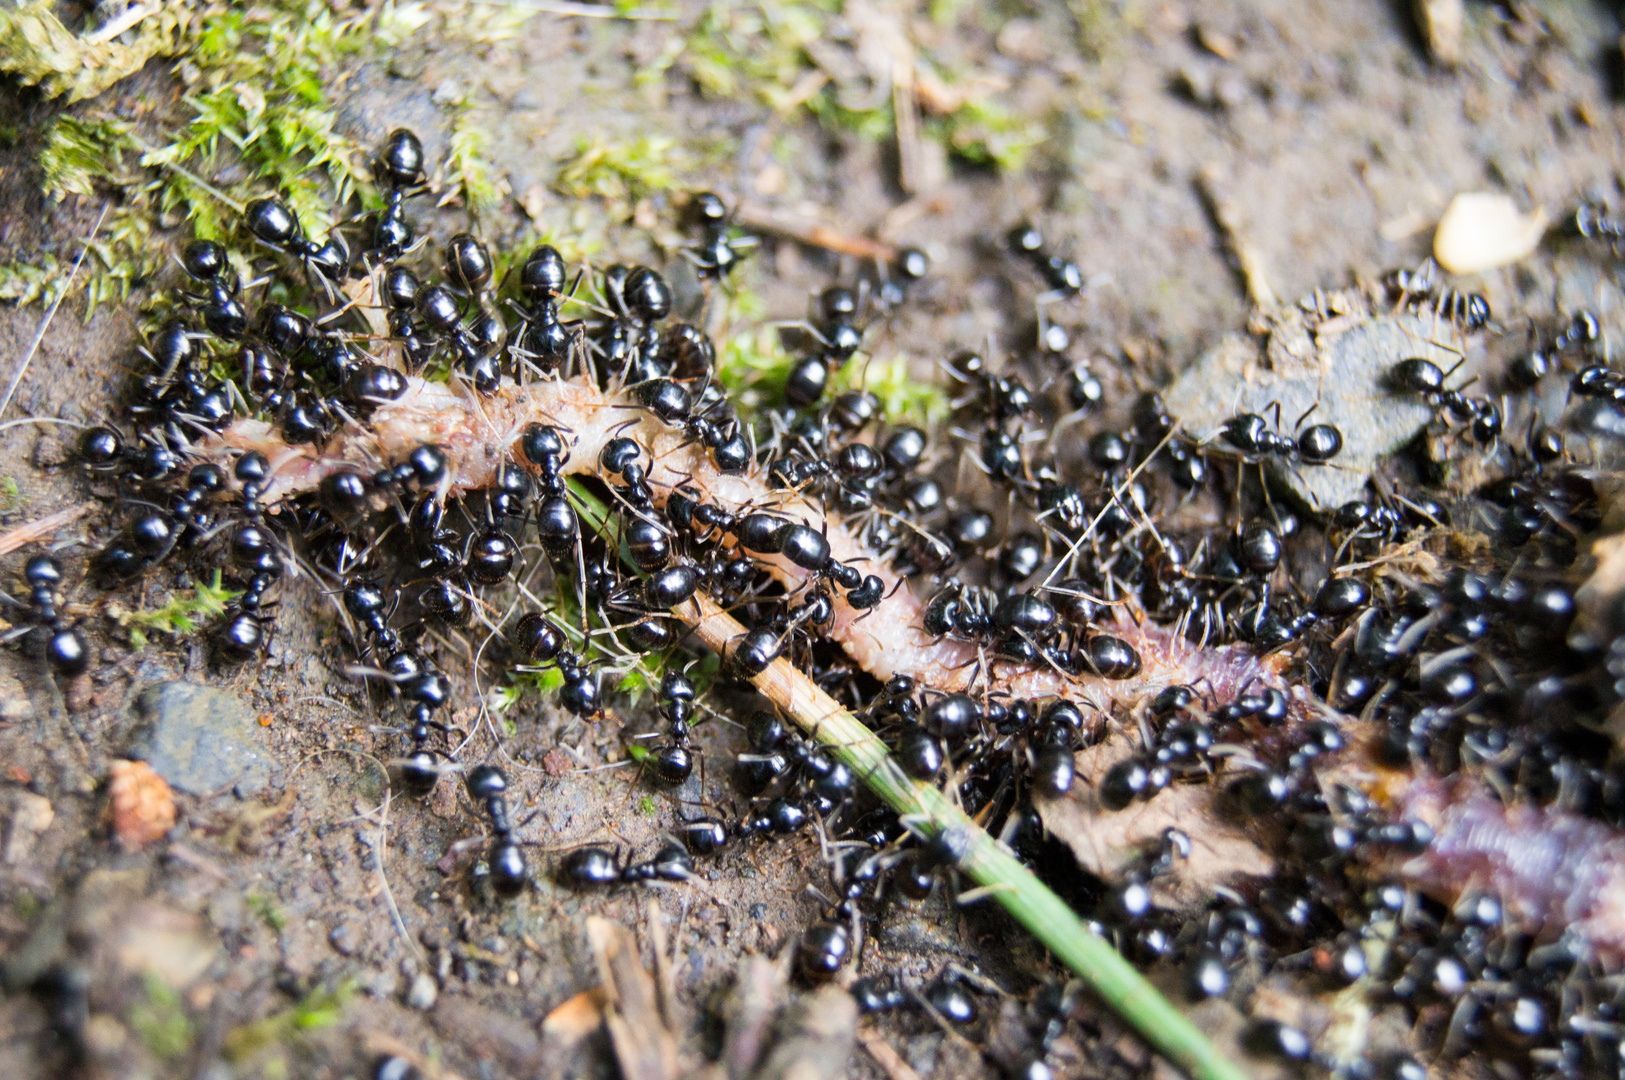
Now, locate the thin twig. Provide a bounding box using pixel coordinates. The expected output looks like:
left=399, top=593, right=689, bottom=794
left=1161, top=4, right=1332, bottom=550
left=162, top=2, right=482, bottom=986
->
left=734, top=201, right=898, bottom=262
left=0, top=205, right=109, bottom=420
left=0, top=505, right=91, bottom=557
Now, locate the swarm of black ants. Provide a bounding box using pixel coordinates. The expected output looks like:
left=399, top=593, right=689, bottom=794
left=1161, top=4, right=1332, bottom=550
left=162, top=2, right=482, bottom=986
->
left=21, top=124, right=1625, bottom=1080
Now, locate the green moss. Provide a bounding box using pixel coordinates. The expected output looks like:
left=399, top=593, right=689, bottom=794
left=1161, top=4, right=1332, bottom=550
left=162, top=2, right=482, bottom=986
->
left=247, top=892, right=286, bottom=932
left=928, top=94, right=1046, bottom=171
left=444, top=111, right=507, bottom=218
left=831, top=353, right=948, bottom=424
left=0, top=255, right=66, bottom=307
left=556, top=133, right=681, bottom=206
left=128, top=974, right=195, bottom=1062
left=0, top=476, right=24, bottom=513
left=637, top=794, right=658, bottom=815
left=37, top=115, right=137, bottom=201
left=8, top=1, right=407, bottom=316
left=714, top=322, right=794, bottom=409
left=677, top=0, right=1041, bottom=168
left=222, top=980, right=354, bottom=1063
left=125, top=570, right=242, bottom=638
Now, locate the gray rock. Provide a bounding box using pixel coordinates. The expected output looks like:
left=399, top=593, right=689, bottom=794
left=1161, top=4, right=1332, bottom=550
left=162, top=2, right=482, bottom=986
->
left=127, top=682, right=272, bottom=796
left=1163, top=308, right=1464, bottom=510
left=328, top=923, right=359, bottom=957
left=406, top=971, right=439, bottom=1010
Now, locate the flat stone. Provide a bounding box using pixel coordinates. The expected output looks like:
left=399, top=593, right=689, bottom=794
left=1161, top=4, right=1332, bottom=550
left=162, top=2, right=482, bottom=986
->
left=1163, top=306, right=1462, bottom=510
left=127, top=682, right=272, bottom=796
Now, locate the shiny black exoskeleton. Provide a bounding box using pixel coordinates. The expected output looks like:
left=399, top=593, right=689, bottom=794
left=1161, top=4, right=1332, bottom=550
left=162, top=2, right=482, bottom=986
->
left=467, top=764, right=527, bottom=897
left=373, top=127, right=425, bottom=257
left=1007, top=222, right=1084, bottom=293
left=561, top=841, right=694, bottom=887
left=16, top=555, right=88, bottom=676
left=685, top=191, right=756, bottom=280
left=179, top=239, right=248, bottom=340
left=243, top=195, right=349, bottom=285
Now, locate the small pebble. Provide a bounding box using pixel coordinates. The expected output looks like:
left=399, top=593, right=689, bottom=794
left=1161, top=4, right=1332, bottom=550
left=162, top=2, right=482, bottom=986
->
left=406, top=971, right=438, bottom=1010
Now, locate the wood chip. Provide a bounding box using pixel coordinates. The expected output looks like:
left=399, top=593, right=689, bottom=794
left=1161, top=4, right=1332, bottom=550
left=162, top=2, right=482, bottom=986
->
left=0, top=504, right=89, bottom=557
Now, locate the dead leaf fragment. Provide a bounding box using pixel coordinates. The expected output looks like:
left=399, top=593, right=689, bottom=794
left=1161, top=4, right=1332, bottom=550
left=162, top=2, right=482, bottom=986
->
left=108, top=760, right=176, bottom=850
left=751, top=984, right=856, bottom=1080
left=723, top=954, right=786, bottom=1080
left=543, top=987, right=610, bottom=1047
left=1037, top=738, right=1275, bottom=910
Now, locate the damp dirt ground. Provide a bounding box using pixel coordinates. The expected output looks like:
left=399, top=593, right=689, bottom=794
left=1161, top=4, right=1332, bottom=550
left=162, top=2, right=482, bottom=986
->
left=1, top=2, right=1624, bottom=1079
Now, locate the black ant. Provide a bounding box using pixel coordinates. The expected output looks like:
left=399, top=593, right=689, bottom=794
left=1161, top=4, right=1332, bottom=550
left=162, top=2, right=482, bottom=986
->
left=1572, top=200, right=1625, bottom=247
left=11, top=555, right=88, bottom=676
left=417, top=233, right=506, bottom=391
left=782, top=285, right=865, bottom=408
left=638, top=668, right=698, bottom=785
left=1389, top=356, right=1501, bottom=444
left=373, top=128, right=425, bottom=258
left=243, top=195, right=349, bottom=291
left=684, top=191, right=757, bottom=280
left=466, top=764, right=528, bottom=897
left=1007, top=222, right=1084, bottom=294
left=511, top=244, right=578, bottom=373
left=561, top=841, right=695, bottom=887
left=1215, top=401, right=1344, bottom=464
left=1384, top=257, right=1491, bottom=332
left=509, top=609, right=601, bottom=717
left=178, top=239, right=248, bottom=340
left=216, top=451, right=286, bottom=660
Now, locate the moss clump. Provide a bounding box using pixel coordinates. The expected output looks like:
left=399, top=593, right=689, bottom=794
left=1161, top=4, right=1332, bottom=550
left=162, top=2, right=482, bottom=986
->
left=127, top=974, right=195, bottom=1062
left=557, top=133, right=682, bottom=207
left=831, top=353, right=949, bottom=425
left=0, top=1, right=198, bottom=103
left=443, top=111, right=509, bottom=218
left=246, top=892, right=287, bottom=933
left=122, top=570, right=242, bottom=649
left=676, top=0, right=1044, bottom=171
left=4, top=1, right=426, bottom=317
left=221, top=980, right=354, bottom=1063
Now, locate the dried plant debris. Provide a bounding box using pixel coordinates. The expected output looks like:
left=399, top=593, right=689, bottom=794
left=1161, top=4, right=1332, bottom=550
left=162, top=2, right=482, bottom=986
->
left=748, top=984, right=856, bottom=1080
left=719, top=954, right=789, bottom=1080
left=1038, top=736, right=1276, bottom=912
left=0, top=1, right=197, bottom=103
left=589, top=915, right=681, bottom=1080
